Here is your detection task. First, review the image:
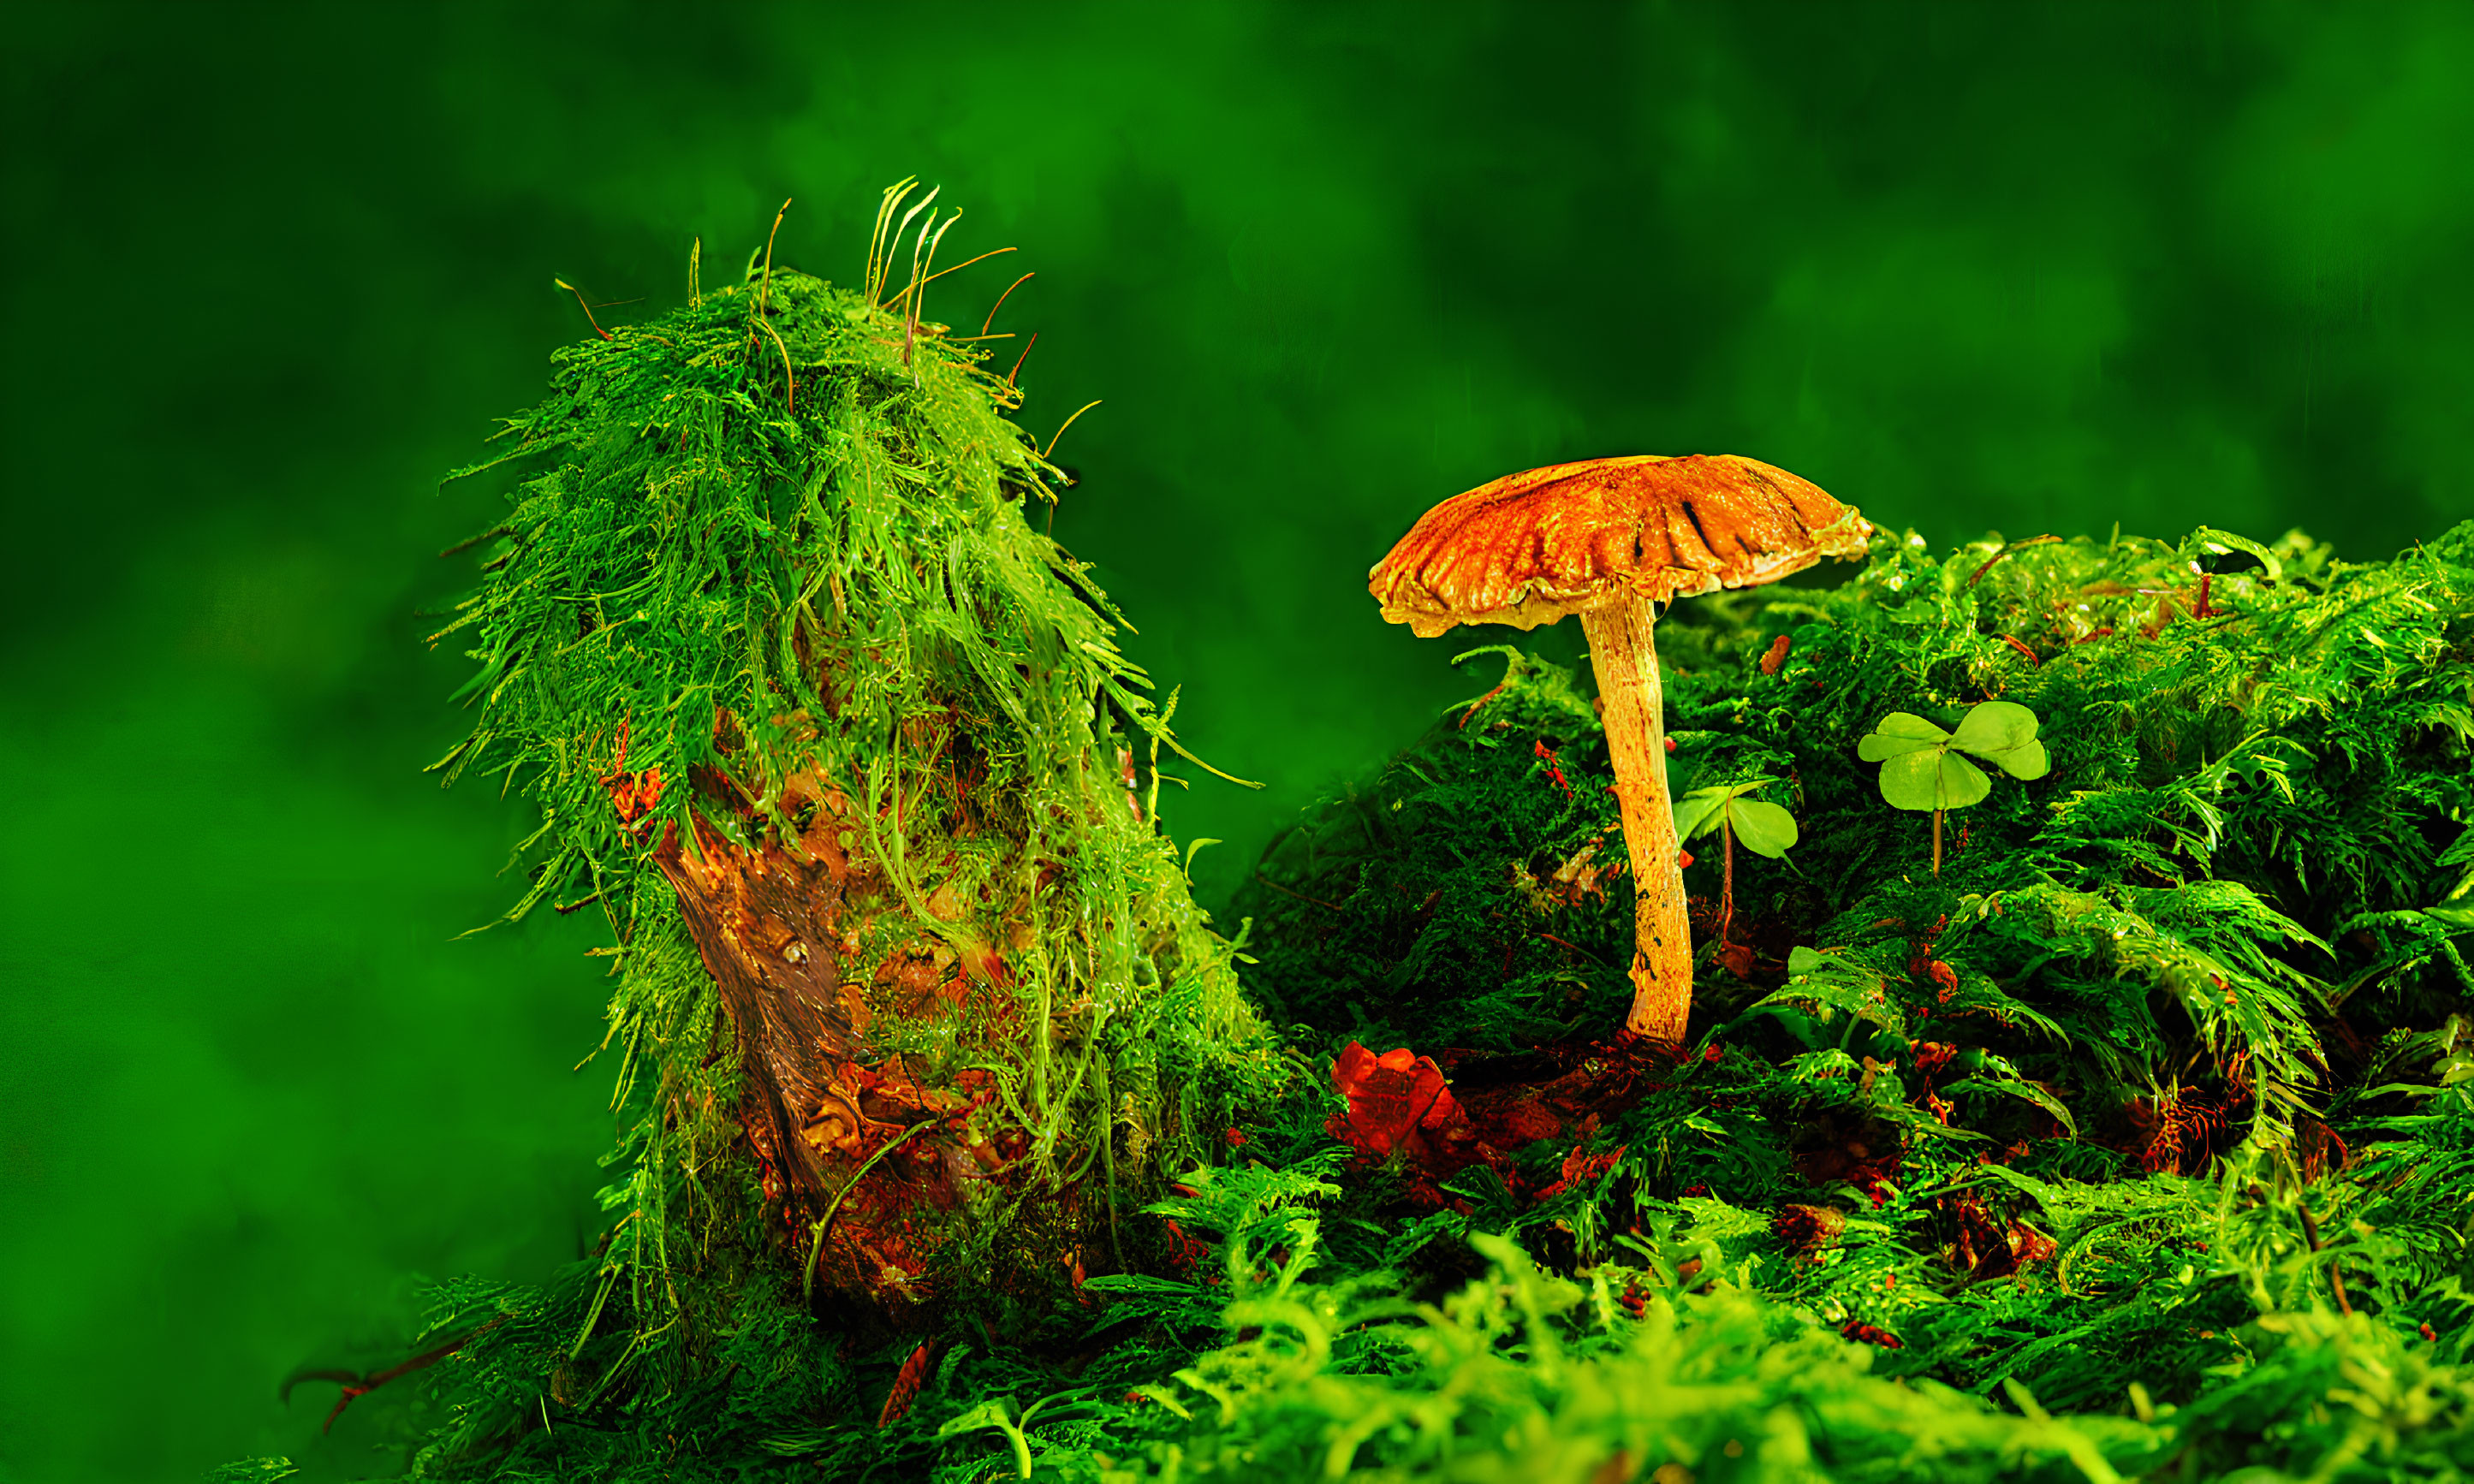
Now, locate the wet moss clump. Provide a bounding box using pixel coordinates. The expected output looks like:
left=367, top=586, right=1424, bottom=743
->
left=1240, top=645, right=1637, bottom=1056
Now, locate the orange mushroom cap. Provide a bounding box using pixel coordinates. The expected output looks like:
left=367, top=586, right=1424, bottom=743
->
left=1369, top=454, right=1874, bottom=638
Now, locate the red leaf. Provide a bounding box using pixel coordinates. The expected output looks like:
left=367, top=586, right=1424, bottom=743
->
left=1328, top=1042, right=1462, bottom=1160
left=877, top=1342, right=935, bottom=1428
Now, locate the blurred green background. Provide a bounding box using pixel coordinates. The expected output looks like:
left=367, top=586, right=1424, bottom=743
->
left=5, top=2, right=2472, bottom=1477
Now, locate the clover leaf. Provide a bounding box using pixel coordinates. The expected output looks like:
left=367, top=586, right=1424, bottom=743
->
left=1857, top=702, right=2050, bottom=876
left=1858, top=702, right=2049, bottom=814
left=1673, top=780, right=1799, bottom=858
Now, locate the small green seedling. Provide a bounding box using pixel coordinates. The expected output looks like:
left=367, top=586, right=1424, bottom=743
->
left=1857, top=701, right=2049, bottom=876
left=1673, top=780, right=1798, bottom=956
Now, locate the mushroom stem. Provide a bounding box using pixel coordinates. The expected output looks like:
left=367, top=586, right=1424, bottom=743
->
left=1580, top=596, right=1693, bottom=1042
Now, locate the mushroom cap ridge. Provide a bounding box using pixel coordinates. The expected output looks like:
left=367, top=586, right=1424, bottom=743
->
left=1370, top=454, right=1874, bottom=638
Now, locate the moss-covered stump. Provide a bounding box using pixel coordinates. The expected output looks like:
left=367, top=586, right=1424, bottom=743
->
left=431, top=193, right=1282, bottom=1350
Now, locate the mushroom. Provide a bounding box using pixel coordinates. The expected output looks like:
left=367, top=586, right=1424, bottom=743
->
left=1369, top=454, right=1872, bottom=1042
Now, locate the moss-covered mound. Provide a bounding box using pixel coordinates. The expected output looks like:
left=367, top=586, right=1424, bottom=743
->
left=1244, top=521, right=2474, bottom=1162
